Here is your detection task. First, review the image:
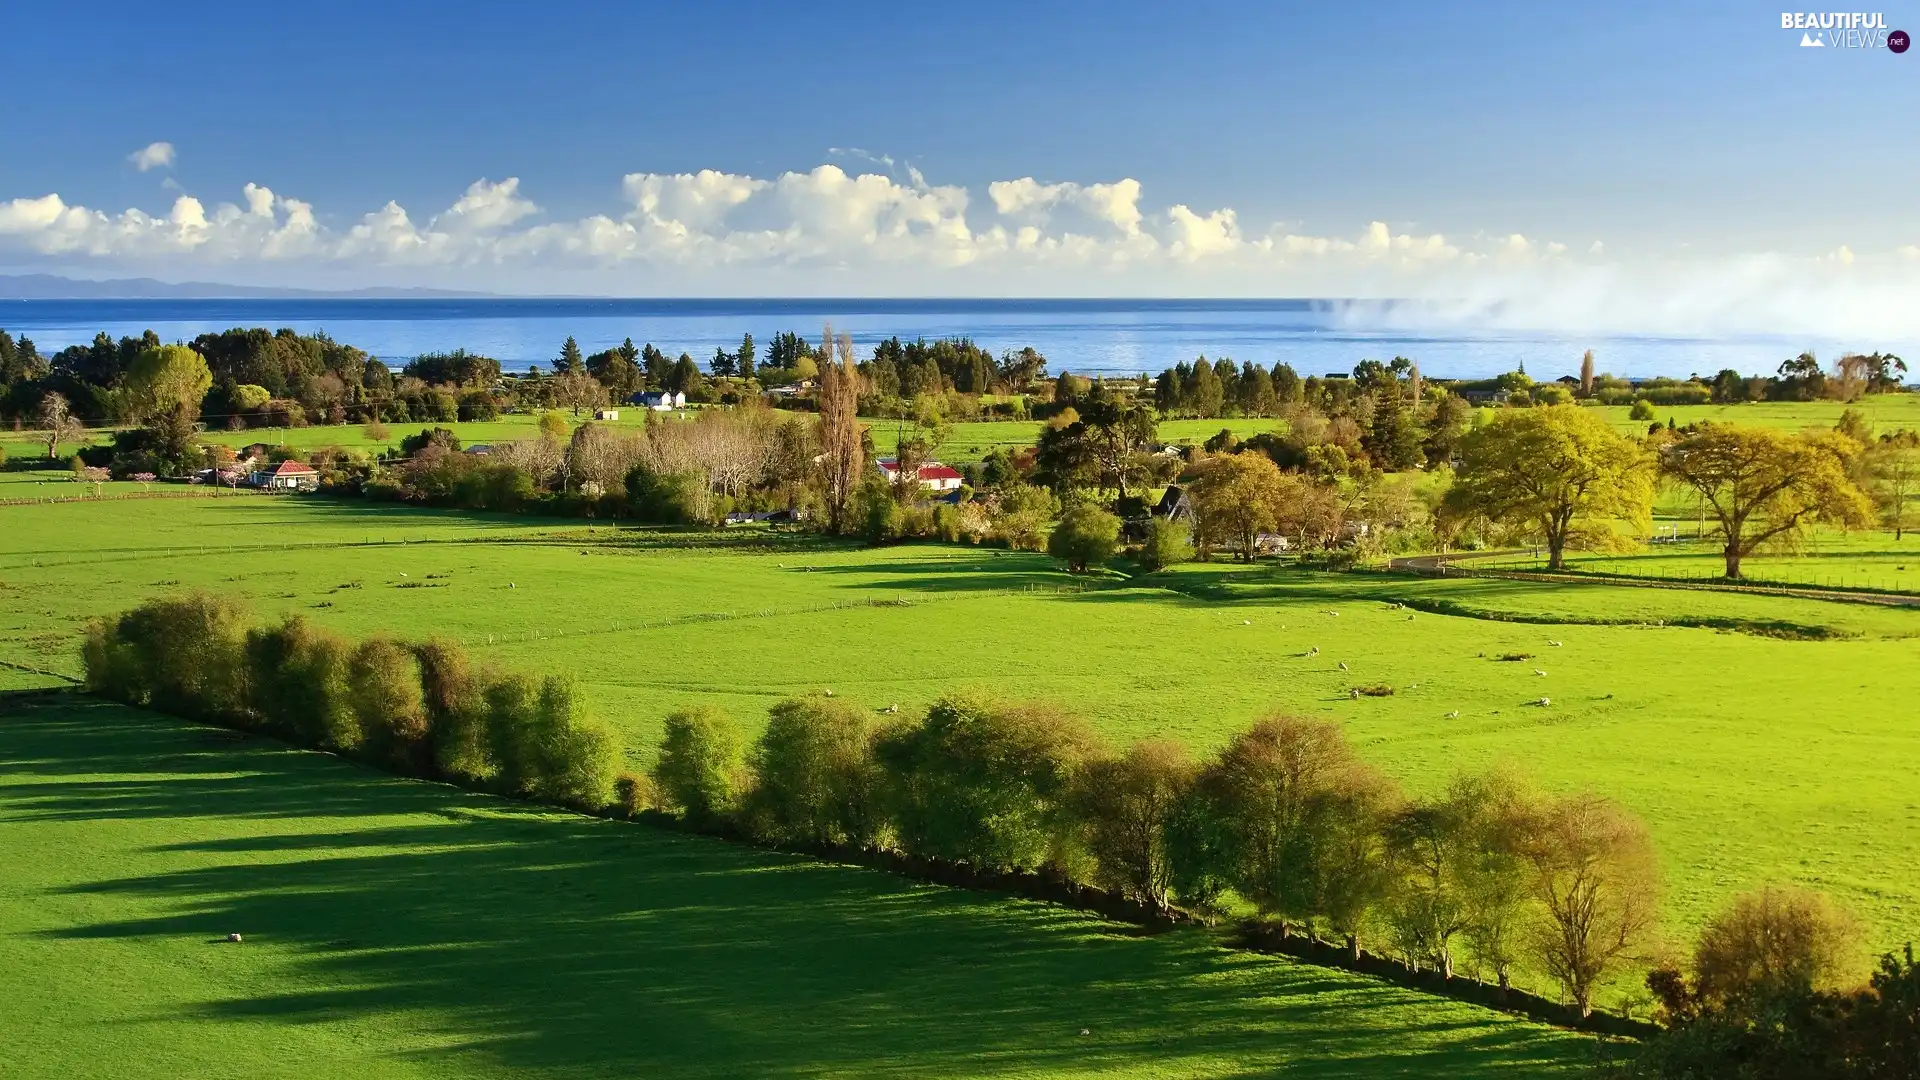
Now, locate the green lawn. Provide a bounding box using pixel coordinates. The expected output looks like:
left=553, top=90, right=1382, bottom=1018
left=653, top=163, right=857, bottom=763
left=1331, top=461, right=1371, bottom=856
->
left=1473, top=532, right=1920, bottom=594
left=1585, top=396, right=1920, bottom=436
left=3, top=493, right=1918, bottom=997
left=0, top=692, right=1592, bottom=1079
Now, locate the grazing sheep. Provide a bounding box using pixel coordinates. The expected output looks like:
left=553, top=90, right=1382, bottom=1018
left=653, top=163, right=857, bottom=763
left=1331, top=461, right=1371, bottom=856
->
left=1079, top=1029, right=1091, bottom=1037
left=1350, top=689, right=1360, bottom=699
left=1242, top=619, right=1251, bottom=625
left=1407, top=613, right=1416, bottom=621
left=1338, top=661, right=1349, bottom=671
left=1547, top=640, right=1563, bottom=647
left=1535, top=696, right=1551, bottom=707
left=824, top=689, right=834, bottom=697
left=228, top=933, right=243, bottom=943
left=399, top=572, right=408, bottom=578
left=508, top=583, right=515, bottom=589
left=1534, top=669, right=1547, bottom=677
left=1408, top=683, right=1419, bottom=690
left=886, top=703, right=899, bottom=714
left=1445, top=710, right=1460, bottom=719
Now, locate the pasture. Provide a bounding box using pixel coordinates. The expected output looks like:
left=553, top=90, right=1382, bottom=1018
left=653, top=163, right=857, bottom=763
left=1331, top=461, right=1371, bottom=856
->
left=2, top=491, right=1918, bottom=992
left=0, top=692, right=1591, bottom=1079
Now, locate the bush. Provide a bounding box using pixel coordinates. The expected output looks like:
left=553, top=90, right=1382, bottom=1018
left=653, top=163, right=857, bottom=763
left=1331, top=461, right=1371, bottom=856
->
left=486, top=674, right=618, bottom=809
left=613, top=772, right=651, bottom=818
left=875, top=695, right=1094, bottom=871
left=745, top=698, right=884, bottom=847
left=243, top=615, right=356, bottom=749
left=415, top=639, right=492, bottom=784
left=1048, top=503, right=1120, bottom=572
left=399, top=427, right=461, bottom=456
left=362, top=420, right=391, bottom=443
left=626, top=466, right=707, bottom=524
left=1137, top=517, right=1194, bottom=572
left=1629, top=399, right=1657, bottom=421
left=1693, top=884, right=1858, bottom=1008
left=651, top=705, right=747, bottom=827
left=82, top=592, right=250, bottom=722
left=990, top=484, right=1058, bottom=550
left=347, top=637, right=430, bottom=772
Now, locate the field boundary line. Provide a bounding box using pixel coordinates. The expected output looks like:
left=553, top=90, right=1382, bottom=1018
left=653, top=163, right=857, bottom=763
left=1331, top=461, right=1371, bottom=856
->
left=1387, top=551, right=1920, bottom=609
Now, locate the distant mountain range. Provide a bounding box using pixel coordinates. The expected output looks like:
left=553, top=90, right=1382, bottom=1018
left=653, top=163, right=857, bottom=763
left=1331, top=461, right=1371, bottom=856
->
left=0, top=274, right=489, bottom=300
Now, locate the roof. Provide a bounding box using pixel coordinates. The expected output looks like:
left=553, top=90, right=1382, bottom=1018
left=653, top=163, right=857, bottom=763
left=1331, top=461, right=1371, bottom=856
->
left=877, top=458, right=962, bottom=482
left=268, top=460, right=316, bottom=475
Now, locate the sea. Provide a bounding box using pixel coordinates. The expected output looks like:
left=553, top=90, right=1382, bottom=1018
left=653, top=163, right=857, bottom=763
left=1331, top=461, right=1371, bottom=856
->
left=0, top=297, right=1894, bottom=382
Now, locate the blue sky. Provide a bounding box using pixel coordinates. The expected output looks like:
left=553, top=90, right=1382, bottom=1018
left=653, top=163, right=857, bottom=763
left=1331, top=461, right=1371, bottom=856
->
left=0, top=0, right=1915, bottom=326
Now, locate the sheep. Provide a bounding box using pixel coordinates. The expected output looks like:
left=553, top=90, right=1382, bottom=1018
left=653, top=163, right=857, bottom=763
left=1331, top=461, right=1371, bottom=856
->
left=1242, top=619, right=1251, bottom=626
left=1547, top=640, right=1563, bottom=647
left=1445, top=710, right=1460, bottom=719
left=1338, top=661, right=1349, bottom=671
left=508, top=583, right=515, bottom=589
left=1350, top=689, right=1361, bottom=699
left=1535, top=696, right=1551, bottom=707
left=1534, top=669, right=1547, bottom=677
left=227, top=933, right=243, bottom=943
left=885, top=703, right=899, bottom=714
left=1408, top=682, right=1419, bottom=690
left=1407, top=613, right=1416, bottom=621
left=824, top=688, right=834, bottom=697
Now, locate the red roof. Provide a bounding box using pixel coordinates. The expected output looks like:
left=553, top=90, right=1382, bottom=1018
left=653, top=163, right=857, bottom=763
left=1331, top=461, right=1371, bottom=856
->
left=271, top=460, right=317, bottom=475
left=919, top=464, right=963, bottom=481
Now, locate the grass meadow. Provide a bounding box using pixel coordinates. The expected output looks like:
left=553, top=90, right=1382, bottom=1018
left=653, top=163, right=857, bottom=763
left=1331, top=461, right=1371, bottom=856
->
left=3, top=494, right=1918, bottom=973
left=0, top=692, right=1592, bottom=1079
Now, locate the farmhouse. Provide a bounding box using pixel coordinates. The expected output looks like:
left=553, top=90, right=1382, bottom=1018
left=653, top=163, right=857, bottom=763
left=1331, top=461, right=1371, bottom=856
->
left=875, top=458, right=964, bottom=493
left=630, top=391, right=687, bottom=411
left=250, top=460, right=318, bottom=492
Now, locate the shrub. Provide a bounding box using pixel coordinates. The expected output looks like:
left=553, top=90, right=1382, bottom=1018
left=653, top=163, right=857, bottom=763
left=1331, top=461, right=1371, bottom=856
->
left=1048, top=503, right=1121, bottom=572
left=1137, top=516, right=1193, bottom=572
left=415, top=639, right=492, bottom=784
left=875, top=695, right=1094, bottom=872
left=651, top=705, right=747, bottom=827
left=83, top=592, right=251, bottom=722
left=990, top=484, right=1058, bottom=550
left=243, top=615, right=356, bottom=749
left=613, top=772, right=651, bottom=818
left=347, top=637, right=430, bottom=772
left=932, top=503, right=965, bottom=542
left=1629, top=398, right=1657, bottom=421
left=1693, top=884, right=1858, bottom=1008
left=486, top=675, right=618, bottom=809
left=626, top=466, right=707, bottom=524
left=399, top=427, right=461, bottom=456
left=745, top=698, right=884, bottom=847
left=362, top=420, right=392, bottom=443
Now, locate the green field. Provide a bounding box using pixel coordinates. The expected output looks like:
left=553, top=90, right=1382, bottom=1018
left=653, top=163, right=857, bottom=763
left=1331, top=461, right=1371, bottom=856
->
left=3, top=493, right=1918, bottom=987
left=1585, top=397, right=1920, bottom=436
left=1474, top=532, right=1920, bottom=594
left=0, top=691, right=1591, bottom=1079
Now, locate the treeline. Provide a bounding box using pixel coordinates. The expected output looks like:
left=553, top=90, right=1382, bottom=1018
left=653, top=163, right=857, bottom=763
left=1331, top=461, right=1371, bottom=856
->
left=649, top=695, right=1663, bottom=1017
left=82, top=593, right=624, bottom=811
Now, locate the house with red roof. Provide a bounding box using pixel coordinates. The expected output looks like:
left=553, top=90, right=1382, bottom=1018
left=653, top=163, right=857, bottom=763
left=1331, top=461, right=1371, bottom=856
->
left=249, top=460, right=319, bottom=492
left=875, top=458, right=964, bottom=493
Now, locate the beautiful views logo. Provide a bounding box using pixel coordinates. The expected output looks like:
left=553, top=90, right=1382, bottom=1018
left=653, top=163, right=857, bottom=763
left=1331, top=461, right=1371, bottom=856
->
left=1781, top=11, right=1908, bottom=49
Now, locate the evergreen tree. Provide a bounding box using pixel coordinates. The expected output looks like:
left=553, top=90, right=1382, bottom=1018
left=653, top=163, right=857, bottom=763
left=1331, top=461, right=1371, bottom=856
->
left=556, top=336, right=584, bottom=375
left=737, top=333, right=756, bottom=380
left=710, top=347, right=737, bottom=378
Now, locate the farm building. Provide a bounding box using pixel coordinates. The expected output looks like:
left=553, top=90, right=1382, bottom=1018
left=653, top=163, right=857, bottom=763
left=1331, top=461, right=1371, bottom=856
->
left=250, top=460, right=319, bottom=492
left=630, top=391, right=687, bottom=410
left=875, top=458, right=964, bottom=493
left=595, top=409, right=620, bottom=420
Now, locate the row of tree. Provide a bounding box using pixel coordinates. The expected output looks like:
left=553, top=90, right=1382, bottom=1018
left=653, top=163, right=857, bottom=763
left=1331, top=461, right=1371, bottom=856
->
left=1440, top=405, right=1915, bottom=577
left=82, top=593, right=621, bottom=810
left=647, top=695, right=1666, bottom=1016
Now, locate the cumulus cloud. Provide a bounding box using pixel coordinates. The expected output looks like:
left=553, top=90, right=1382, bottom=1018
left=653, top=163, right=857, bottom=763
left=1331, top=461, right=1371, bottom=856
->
left=128, top=142, right=176, bottom=172
left=3, top=161, right=1917, bottom=337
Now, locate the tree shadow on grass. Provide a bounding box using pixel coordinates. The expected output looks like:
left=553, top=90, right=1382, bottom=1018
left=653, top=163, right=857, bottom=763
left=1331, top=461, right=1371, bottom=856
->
left=1, top=693, right=1592, bottom=1079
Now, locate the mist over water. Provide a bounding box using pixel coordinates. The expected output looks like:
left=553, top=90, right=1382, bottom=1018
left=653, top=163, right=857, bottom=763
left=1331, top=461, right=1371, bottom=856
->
left=1, top=297, right=1907, bottom=382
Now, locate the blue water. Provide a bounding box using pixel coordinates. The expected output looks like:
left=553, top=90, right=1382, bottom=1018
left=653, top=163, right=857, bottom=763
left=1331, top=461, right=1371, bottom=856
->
left=0, top=297, right=1885, bottom=381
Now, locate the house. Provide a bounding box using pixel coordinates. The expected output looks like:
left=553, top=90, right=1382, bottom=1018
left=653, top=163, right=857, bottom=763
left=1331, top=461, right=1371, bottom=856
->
left=1153, top=485, right=1193, bottom=523
left=464, top=444, right=493, bottom=456
left=595, top=408, right=620, bottom=421
left=250, top=460, right=319, bottom=492
left=875, top=458, right=964, bottom=493
left=765, top=380, right=815, bottom=398
left=629, top=391, right=687, bottom=411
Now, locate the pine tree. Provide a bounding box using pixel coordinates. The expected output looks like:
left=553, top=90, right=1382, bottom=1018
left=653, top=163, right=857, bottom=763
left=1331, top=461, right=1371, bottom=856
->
left=738, top=333, right=756, bottom=380
left=556, top=336, right=584, bottom=375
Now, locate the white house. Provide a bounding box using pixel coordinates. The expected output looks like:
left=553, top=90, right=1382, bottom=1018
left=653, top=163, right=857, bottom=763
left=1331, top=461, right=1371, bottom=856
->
left=631, top=391, right=687, bottom=411
left=875, top=458, right=964, bottom=493
left=251, top=460, right=319, bottom=492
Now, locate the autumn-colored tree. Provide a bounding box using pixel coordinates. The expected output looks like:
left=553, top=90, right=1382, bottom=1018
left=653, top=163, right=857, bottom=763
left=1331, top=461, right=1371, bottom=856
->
left=1659, top=425, right=1875, bottom=578
left=1693, top=884, right=1858, bottom=1009
left=1443, top=405, right=1653, bottom=570
left=816, top=324, right=865, bottom=534
left=1189, top=451, right=1310, bottom=561
left=1518, top=792, right=1662, bottom=1017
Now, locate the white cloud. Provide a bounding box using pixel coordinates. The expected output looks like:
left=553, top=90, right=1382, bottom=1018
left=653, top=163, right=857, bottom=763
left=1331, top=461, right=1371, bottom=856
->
left=128, top=142, right=176, bottom=172
left=3, top=161, right=1918, bottom=338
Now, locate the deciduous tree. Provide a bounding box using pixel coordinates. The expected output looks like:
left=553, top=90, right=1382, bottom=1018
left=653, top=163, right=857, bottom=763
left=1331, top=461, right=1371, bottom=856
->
left=1659, top=425, right=1875, bottom=579
left=1444, top=405, right=1653, bottom=570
